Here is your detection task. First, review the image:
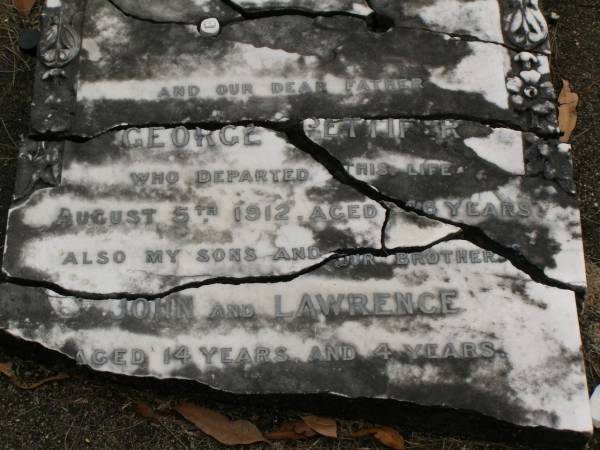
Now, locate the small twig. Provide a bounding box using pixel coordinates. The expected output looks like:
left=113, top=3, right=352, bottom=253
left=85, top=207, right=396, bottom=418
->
left=96, top=420, right=146, bottom=435
left=157, top=419, right=189, bottom=450
left=15, top=404, right=42, bottom=418
left=64, top=420, right=75, bottom=450
left=0, top=118, right=18, bottom=147
left=572, top=127, right=592, bottom=141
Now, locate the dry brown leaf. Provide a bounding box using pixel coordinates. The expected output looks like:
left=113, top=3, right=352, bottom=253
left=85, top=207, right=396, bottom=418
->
left=175, top=402, right=265, bottom=446
left=0, top=361, right=69, bottom=389
left=265, top=420, right=317, bottom=441
left=0, top=362, right=15, bottom=380
left=558, top=79, right=579, bottom=143
left=301, top=415, right=338, bottom=438
left=352, top=426, right=406, bottom=450
left=134, top=402, right=162, bottom=422
left=13, top=0, right=36, bottom=17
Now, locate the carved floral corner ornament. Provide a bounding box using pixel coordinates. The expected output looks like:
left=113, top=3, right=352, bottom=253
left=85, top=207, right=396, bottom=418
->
left=38, top=9, right=82, bottom=79
left=523, top=134, right=576, bottom=194
left=33, top=5, right=83, bottom=134
left=503, top=0, right=549, bottom=50
left=13, top=141, right=63, bottom=201
left=506, top=52, right=557, bottom=133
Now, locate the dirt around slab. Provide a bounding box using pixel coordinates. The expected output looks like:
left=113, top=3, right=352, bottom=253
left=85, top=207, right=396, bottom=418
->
left=0, top=0, right=598, bottom=449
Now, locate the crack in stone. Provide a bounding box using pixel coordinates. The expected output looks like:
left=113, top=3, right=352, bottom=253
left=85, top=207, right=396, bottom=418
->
left=390, top=24, right=549, bottom=56
left=219, top=0, right=370, bottom=23
left=106, top=0, right=546, bottom=54
left=107, top=0, right=373, bottom=27
left=380, top=208, right=391, bottom=249
left=28, top=113, right=561, bottom=144
left=362, top=0, right=548, bottom=54
left=283, top=122, right=584, bottom=294
left=17, top=118, right=577, bottom=292
left=0, top=234, right=460, bottom=301
left=33, top=115, right=566, bottom=200
left=11, top=114, right=584, bottom=299
left=105, top=0, right=214, bottom=25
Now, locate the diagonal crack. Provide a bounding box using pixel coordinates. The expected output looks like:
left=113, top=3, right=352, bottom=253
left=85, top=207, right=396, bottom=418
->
left=390, top=24, right=550, bottom=55
left=1, top=234, right=461, bottom=301
left=29, top=112, right=561, bottom=144
left=219, top=0, right=370, bottom=23
left=14, top=122, right=579, bottom=297
left=107, top=0, right=373, bottom=27
left=106, top=0, right=548, bottom=54
left=284, top=122, right=584, bottom=294
left=380, top=208, right=391, bottom=250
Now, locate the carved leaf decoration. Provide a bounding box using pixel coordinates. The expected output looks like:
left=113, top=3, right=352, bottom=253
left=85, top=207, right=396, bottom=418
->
left=505, top=0, right=548, bottom=49
left=39, top=167, right=59, bottom=186
left=46, top=145, right=62, bottom=185
left=40, top=24, right=60, bottom=65
left=14, top=142, right=40, bottom=200
left=523, top=4, right=547, bottom=45
left=39, top=16, right=81, bottom=68
left=13, top=142, right=62, bottom=200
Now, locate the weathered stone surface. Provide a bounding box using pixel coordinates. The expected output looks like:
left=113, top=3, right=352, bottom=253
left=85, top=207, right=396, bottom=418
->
left=70, top=0, right=551, bottom=52
left=3, top=126, right=458, bottom=295
left=30, top=0, right=85, bottom=134
left=110, top=0, right=374, bottom=24
left=0, top=1, right=592, bottom=447
left=304, top=118, right=586, bottom=288
left=109, top=0, right=242, bottom=23
left=0, top=240, right=592, bottom=439
left=102, top=0, right=551, bottom=55
left=372, top=0, right=550, bottom=53
left=592, top=385, right=600, bottom=428
left=30, top=0, right=559, bottom=137
left=233, top=0, right=372, bottom=15
left=385, top=207, right=460, bottom=249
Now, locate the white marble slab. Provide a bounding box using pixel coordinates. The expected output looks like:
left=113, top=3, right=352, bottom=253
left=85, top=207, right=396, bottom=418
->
left=34, top=0, right=548, bottom=137
left=4, top=126, right=458, bottom=295
left=304, top=118, right=587, bottom=289
left=0, top=240, right=592, bottom=437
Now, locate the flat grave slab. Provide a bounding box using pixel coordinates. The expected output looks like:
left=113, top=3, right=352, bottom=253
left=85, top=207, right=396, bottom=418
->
left=0, top=240, right=591, bottom=437
left=0, top=0, right=593, bottom=448
left=33, top=0, right=557, bottom=137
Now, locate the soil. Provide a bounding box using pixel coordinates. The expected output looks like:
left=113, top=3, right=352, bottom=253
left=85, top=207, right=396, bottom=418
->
left=0, top=1, right=598, bottom=449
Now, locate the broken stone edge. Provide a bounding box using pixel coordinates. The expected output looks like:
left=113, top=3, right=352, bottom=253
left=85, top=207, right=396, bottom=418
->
left=30, top=0, right=557, bottom=138
left=0, top=278, right=593, bottom=450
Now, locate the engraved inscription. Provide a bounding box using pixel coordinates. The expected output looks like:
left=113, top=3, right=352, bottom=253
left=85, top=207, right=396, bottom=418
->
left=4, top=126, right=388, bottom=294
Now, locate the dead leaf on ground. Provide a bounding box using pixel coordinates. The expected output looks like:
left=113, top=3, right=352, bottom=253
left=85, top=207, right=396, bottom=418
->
left=13, top=0, right=36, bottom=17
left=352, top=426, right=406, bottom=450
left=301, top=415, right=338, bottom=438
left=265, top=420, right=317, bottom=440
left=0, top=361, right=69, bottom=389
left=134, top=402, right=162, bottom=422
left=0, top=362, right=14, bottom=379
left=558, top=79, right=579, bottom=143
left=175, top=402, right=265, bottom=446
